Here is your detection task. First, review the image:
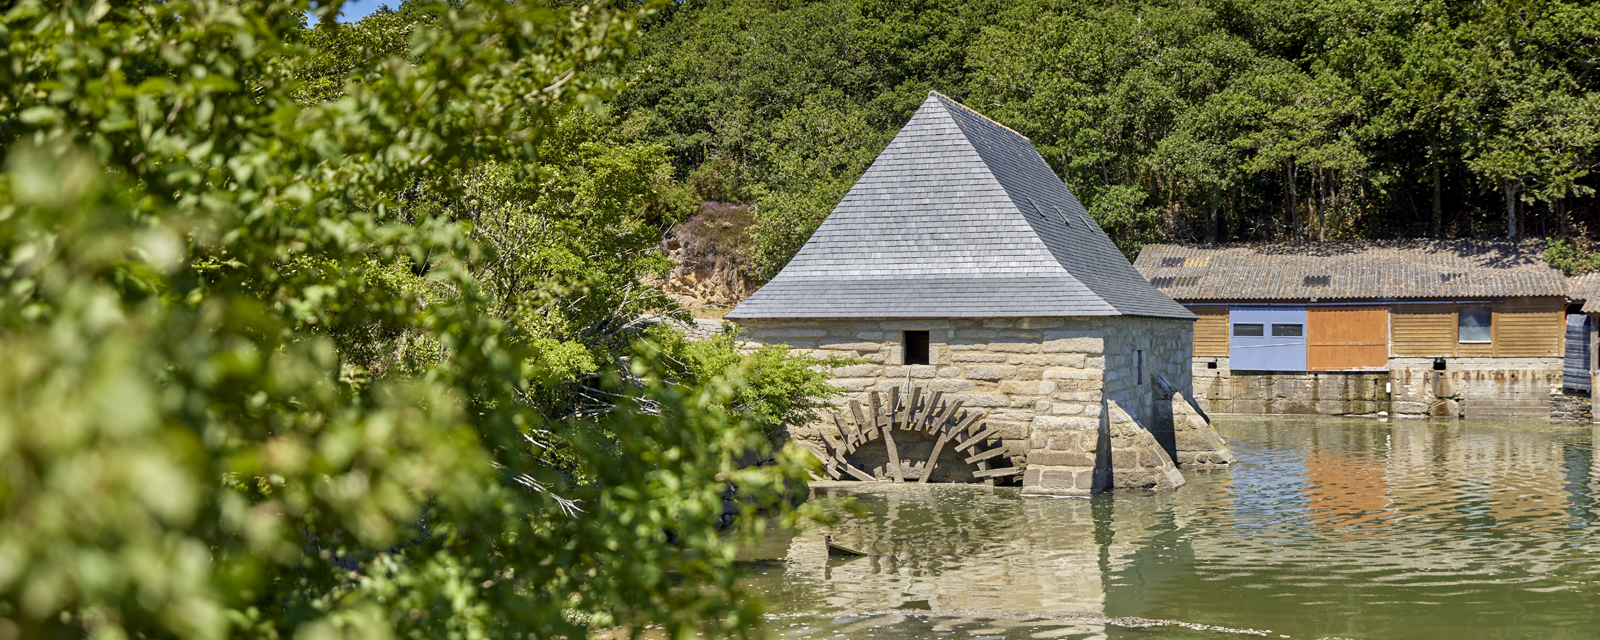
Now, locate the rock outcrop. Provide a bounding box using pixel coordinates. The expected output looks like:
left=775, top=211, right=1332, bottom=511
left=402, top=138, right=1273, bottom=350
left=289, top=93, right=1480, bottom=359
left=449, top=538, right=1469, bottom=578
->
left=657, top=202, right=759, bottom=310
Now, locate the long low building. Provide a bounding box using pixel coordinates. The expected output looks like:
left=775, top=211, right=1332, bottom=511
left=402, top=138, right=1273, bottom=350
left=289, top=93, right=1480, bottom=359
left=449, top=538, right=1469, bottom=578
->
left=1133, top=240, right=1572, bottom=420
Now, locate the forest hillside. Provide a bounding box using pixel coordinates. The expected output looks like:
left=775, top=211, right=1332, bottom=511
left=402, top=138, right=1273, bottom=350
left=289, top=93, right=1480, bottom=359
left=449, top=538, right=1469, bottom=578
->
left=612, top=0, right=1600, bottom=284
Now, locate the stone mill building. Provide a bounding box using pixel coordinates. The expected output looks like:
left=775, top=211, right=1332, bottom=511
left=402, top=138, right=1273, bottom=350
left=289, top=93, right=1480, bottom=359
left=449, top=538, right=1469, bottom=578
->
left=726, top=92, right=1230, bottom=496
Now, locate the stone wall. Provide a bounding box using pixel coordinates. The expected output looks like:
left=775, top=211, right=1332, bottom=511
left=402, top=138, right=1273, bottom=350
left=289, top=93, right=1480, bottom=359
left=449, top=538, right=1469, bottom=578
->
left=1022, top=397, right=1186, bottom=496
left=1389, top=357, right=1562, bottom=420
left=1190, top=355, right=1562, bottom=420
left=734, top=315, right=1194, bottom=491
left=1552, top=390, right=1591, bottom=423
left=1172, top=393, right=1232, bottom=467
left=1191, top=357, right=1388, bottom=415
left=1099, top=317, right=1194, bottom=440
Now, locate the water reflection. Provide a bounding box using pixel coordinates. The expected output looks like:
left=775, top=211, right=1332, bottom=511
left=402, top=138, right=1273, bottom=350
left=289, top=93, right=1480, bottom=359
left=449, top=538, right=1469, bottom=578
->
left=744, top=417, right=1600, bottom=639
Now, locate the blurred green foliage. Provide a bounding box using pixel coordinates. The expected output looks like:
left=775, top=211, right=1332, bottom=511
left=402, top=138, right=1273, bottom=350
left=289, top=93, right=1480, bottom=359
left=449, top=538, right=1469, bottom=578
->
left=0, top=0, right=835, bottom=638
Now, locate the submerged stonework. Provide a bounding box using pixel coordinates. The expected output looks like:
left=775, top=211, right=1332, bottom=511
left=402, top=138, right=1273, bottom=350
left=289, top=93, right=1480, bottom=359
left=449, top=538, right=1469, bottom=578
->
left=1191, top=355, right=1565, bottom=420
left=1171, top=393, right=1233, bottom=468
left=738, top=315, right=1224, bottom=495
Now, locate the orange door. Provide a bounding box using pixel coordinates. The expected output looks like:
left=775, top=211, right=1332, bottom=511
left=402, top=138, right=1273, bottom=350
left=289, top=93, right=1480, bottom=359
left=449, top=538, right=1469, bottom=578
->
left=1307, top=307, right=1389, bottom=371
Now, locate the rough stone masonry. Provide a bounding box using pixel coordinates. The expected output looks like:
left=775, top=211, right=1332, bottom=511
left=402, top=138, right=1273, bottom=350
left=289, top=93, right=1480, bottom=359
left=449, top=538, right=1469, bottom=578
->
left=738, top=315, right=1229, bottom=496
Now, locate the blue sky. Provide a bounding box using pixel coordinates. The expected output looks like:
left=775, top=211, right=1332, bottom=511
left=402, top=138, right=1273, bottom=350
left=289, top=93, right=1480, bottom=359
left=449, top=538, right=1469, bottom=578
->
left=307, top=0, right=388, bottom=23
left=336, top=0, right=389, bottom=21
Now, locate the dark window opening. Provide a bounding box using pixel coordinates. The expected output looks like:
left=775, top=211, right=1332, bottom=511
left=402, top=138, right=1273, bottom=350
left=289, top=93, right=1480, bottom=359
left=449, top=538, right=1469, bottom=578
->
left=1233, top=323, right=1264, bottom=337
left=1207, top=361, right=1218, bottom=369
left=1161, top=257, right=1185, bottom=267
left=1304, top=275, right=1331, bottom=287
left=1439, top=272, right=1465, bottom=283
left=1150, top=276, right=1175, bottom=288
left=904, top=331, right=930, bottom=365
left=1137, top=350, right=1144, bottom=385
left=1433, top=358, right=1447, bottom=371
left=1271, top=323, right=1303, bottom=337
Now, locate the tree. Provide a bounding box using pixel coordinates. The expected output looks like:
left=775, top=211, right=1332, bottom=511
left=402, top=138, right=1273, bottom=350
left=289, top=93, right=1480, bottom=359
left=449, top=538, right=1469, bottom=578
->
left=620, top=0, right=1600, bottom=267
left=0, top=1, right=828, bottom=638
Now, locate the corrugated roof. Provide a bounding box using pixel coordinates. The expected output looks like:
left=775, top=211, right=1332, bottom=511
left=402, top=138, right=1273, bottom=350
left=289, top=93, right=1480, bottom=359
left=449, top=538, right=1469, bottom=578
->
left=727, top=93, right=1194, bottom=320
left=1570, top=272, right=1600, bottom=312
left=1133, top=240, right=1567, bottom=301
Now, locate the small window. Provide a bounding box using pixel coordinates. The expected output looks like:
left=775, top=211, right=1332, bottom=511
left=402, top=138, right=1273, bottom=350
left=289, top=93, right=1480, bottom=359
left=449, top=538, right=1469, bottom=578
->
left=1137, top=350, right=1144, bottom=385
left=1160, top=257, right=1185, bottom=267
left=1233, top=323, right=1264, bottom=337
left=1272, top=323, right=1303, bottom=337
left=1304, top=275, right=1331, bottom=287
left=1458, top=307, right=1491, bottom=343
left=904, top=330, right=930, bottom=365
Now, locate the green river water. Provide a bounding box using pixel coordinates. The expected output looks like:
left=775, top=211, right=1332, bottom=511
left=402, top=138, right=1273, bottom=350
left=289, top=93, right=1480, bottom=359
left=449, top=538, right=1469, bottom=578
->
left=737, top=416, right=1600, bottom=640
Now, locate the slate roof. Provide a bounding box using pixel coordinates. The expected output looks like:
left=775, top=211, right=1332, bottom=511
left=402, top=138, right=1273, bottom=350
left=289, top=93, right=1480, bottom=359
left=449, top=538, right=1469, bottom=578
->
left=1133, top=240, right=1567, bottom=301
left=1569, top=272, right=1600, bottom=313
left=726, top=93, right=1193, bottom=320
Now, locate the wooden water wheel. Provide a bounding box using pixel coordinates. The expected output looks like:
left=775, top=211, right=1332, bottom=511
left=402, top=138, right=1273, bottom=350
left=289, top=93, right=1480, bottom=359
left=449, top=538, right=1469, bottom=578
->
left=814, top=385, right=1021, bottom=484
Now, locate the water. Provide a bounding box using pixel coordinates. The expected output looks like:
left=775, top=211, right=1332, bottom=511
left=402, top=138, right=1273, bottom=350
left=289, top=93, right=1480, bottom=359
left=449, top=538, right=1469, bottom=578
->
left=740, top=416, right=1600, bottom=640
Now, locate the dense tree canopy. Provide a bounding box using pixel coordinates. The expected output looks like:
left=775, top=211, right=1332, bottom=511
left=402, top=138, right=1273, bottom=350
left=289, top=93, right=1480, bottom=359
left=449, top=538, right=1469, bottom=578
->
left=616, top=0, right=1600, bottom=268
left=0, top=0, right=835, bottom=638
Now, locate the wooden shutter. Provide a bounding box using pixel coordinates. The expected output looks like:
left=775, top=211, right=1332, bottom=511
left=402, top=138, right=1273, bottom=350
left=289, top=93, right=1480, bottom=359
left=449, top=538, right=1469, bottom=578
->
left=1390, top=304, right=1454, bottom=357
left=1308, top=307, right=1389, bottom=371
left=1190, top=306, right=1229, bottom=357
left=1493, top=297, right=1564, bottom=357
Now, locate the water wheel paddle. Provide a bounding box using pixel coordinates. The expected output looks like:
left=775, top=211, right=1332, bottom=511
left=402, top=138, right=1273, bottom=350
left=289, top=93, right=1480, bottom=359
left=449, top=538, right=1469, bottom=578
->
left=814, top=385, right=1020, bottom=484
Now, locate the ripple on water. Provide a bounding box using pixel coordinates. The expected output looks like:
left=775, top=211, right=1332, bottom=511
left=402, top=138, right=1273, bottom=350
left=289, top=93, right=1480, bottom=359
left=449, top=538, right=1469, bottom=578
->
left=741, top=416, right=1600, bottom=639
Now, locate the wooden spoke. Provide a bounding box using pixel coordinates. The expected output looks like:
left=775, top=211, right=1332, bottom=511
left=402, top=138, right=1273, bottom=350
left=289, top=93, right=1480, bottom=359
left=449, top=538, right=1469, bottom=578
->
left=941, top=400, right=967, bottom=433
left=946, top=411, right=980, bottom=439
left=846, top=411, right=866, bottom=449
left=965, top=447, right=1007, bottom=465
left=838, top=459, right=878, bottom=482
left=919, top=391, right=945, bottom=432
left=832, top=412, right=856, bottom=451
left=972, top=467, right=1022, bottom=478
left=907, top=386, right=923, bottom=429
left=880, top=412, right=904, bottom=482
left=919, top=430, right=952, bottom=483
left=850, top=399, right=873, bottom=440
left=955, top=425, right=1000, bottom=453
left=816, top=431, right=847, bottom=480
left=897, top=386, right=914, bottom=430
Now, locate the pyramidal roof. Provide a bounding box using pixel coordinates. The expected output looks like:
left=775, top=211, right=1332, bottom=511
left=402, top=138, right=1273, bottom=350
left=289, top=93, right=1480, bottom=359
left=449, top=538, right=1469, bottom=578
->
left=727, top=93, right=1194, bottom=320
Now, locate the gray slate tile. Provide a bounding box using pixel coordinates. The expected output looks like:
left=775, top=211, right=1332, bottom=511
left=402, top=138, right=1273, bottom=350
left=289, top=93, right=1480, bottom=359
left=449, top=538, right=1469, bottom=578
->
left=727, top=93, right=1195, bottom=320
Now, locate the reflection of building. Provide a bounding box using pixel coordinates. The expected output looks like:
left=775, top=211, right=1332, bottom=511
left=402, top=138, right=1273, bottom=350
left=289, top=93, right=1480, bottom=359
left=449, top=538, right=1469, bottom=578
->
left=770, top=421, right=1600, bottom=638
left=1303, top=449, right=1392, bottom=539
left=1386, top=422, right=1568, bottom=534
left=776, top=485, right=1106, bottom=614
